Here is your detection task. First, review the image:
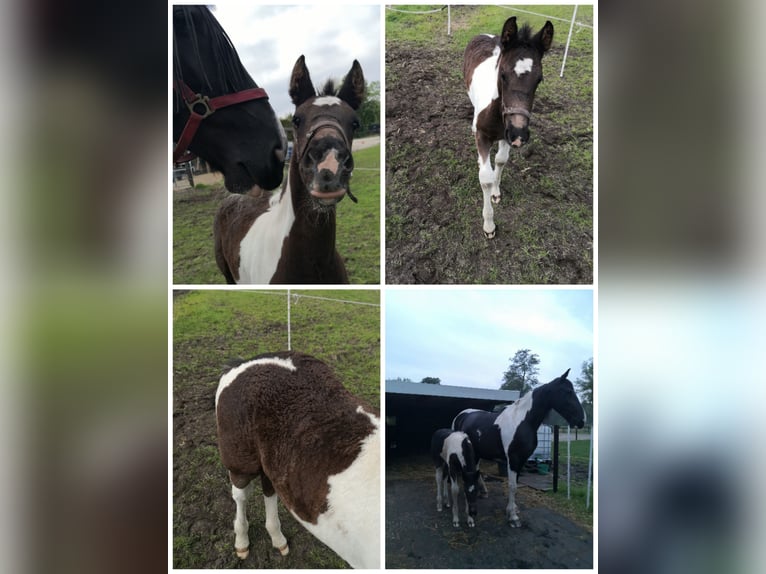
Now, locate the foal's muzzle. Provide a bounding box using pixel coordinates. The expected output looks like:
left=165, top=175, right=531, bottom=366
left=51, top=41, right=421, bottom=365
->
left=503, top=106, right=532, bottom=148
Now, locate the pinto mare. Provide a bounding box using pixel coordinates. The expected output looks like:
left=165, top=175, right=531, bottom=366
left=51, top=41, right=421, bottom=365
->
left=214, top=56, right=365, bottom=284
left=463, top=17, right=553, bottom=238
left=452, top=370, right=584, bottom=527
left=215, top=351, right=379, bottom=568
left=172, top=5, right=286, bottom=192
left=430, top=429, right=480, bottom=528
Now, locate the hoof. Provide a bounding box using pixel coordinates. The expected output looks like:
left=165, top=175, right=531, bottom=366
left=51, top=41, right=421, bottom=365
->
left=509, top=519, right=521, bottom=528
left=277, top=543, right=290, bottom=556
left=479, top=492, right=489, bottom=499
left=468, top=519, right=476, bottom=528
left=483, top=227, right=496, bottom=239
left=437, top=506, right=443, bottom=512
left=491, top=194, right=501, bottom=205
left=453, top=522, right=460, bottom=528
left=235, top=547, right=249, bottom=560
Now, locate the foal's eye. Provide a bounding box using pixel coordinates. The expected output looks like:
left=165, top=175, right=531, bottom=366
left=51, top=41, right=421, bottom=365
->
left=352, top=119, right=360, bottom=131
left=292, top=115, right=302, bottom=128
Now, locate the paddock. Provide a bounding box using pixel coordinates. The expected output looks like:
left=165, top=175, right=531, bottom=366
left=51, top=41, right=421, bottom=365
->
left=386, top=454, right=593, bottom=569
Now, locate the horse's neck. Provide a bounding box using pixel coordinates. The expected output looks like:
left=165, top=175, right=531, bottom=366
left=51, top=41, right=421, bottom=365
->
left=282, top=162, right=339, bottom=265
left=506, top=389, right=550, bottom=432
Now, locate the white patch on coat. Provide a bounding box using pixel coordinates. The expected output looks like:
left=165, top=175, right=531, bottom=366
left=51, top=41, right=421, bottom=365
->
left=496, top=392, right=534, bottom=455
left=238, top=184, right=296, bottom=284
left=291, top=413, right=380, bottom=568
left=514, top=57, right=533, bottom=76
left=314, top=96, right=342, bottom=107
left=451, top=408, right=482, bottom=429
left=216, top=356, right=297, bottom=406
left=467, top=45, right=501, bottom=132
left=441, top=431, right=469, bottom=467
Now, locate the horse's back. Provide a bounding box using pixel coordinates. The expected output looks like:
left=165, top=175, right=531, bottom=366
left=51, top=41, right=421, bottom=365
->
left=452, top=409, right=503, bottom=461
left=463, top=34, right=500, bottom=90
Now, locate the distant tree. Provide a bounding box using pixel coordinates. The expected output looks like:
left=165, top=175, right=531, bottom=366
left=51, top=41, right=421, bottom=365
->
left=500, top=349, right=540, bottom=395
left=575, top=358, right=593, bottom=404
left=420, top=377, right=441, bottom=385
left=356, top=81, right=380, bottom=135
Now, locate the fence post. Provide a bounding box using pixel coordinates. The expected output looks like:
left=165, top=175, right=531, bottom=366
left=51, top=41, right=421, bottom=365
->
left=560, top=4, right=578, bottom=77
left=287, top=289, right=291, bottom=351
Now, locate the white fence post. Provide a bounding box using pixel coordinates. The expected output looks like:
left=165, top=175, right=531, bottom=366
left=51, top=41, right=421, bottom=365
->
left=560, top=4, right=578, bottom=78
left=287, top=289, right=291, bottom=351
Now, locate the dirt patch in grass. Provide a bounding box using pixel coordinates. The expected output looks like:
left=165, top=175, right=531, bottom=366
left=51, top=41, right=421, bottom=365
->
left=385, top=38, right=592, bottom=284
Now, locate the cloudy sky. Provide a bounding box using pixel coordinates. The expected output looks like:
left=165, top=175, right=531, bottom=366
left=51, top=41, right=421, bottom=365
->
left=386, top=289, right=593, bottom=389
left=207, top=3, right=381, bottom=119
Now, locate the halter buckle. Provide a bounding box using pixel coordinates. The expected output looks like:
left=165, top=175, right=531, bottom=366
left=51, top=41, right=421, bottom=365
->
left=186, top=94, right=215, bottom=119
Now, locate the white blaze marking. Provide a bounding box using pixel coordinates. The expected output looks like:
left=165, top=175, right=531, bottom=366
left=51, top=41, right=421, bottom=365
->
left=238, top=183, right=296, bottom=284
left=314, top=96, right=342, bottom=107
left=291, top=412, right=380, bottom=568
left=467, top=45, right=501, bottom=132
left=514, top=57, right=533, bottom=76
left=216, top=356, right=296, bottom=406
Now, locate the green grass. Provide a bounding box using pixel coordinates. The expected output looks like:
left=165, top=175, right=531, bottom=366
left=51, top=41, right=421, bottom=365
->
left=548, top=440, right=593, bottom=529
left=173, top=144, right=381, bottom=285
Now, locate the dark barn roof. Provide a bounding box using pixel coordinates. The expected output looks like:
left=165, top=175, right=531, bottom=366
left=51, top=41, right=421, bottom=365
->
left=385, top=381, right=520, bottom=456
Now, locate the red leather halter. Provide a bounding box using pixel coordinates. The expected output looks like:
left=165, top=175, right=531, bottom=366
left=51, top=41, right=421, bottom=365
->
left=173, top=80, right=269, bottom=164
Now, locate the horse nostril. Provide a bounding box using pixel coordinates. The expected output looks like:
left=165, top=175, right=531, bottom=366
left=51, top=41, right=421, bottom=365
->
left=274, top=145, right=286, bottom=163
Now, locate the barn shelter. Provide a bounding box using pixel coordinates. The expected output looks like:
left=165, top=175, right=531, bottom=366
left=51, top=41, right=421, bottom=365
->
left=386, top=380, right=519, bottom=456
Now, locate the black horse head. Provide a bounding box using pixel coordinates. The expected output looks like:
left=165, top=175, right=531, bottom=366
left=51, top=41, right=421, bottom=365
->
left=172, top=6, right=286, bottom=192
left=547, top=369, right=586, bottom=428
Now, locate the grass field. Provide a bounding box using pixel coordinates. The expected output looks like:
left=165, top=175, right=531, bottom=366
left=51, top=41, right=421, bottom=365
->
left=173, top=144, right=381, bottom=285
left=385, top=5, right=593, bottom=284
left=173, top=289, right=380, bottom=568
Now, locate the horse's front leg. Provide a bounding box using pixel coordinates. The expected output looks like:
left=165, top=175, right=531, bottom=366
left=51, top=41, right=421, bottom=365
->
left=476, top=132, right=497, bottom=238
left=506, top=464, right=521, bottom=527
left=493, top=140, right=511, bottom=200
left=449, top=474, right=461, bottom=527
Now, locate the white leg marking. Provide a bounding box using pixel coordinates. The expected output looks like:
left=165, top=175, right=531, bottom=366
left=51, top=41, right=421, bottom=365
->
left=264, top=493, right=289, bottom=555
left=232, top=482, right=253, bottom=559
left=507, top=466, right=521, bottom=527
left=465, top=495, right=475, bottom=528
left=478, top=154, right=496, bottom=237
left=450, top=475, right=461, bottom=527
left=494, top=139, right=510, bottom=204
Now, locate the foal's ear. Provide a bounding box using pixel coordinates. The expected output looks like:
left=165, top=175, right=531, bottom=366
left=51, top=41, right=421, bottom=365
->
left=289, top=55, right=316, bottom=107
left=561, top=368, right=571, bottom=379
left=500, top=16, right=518, bottom=50
left=338, top=60, right=365, bottom=110
left=534, top=20, right=554, bottom=53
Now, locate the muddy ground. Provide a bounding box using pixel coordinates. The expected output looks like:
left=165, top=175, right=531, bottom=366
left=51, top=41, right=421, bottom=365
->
left=386, top=460, right=593, bottom=569
left=385, top=30, right=593, bottom=284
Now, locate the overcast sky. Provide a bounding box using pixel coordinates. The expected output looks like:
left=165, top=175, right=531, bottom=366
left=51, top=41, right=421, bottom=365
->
left=208, top=3, right=381, bottom=119
left=386, top=289, right=593, bottom=389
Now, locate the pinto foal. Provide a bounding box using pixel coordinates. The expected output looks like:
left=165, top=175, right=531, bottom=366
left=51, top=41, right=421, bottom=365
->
left=215, top=351, right=380, bottom=568
left=214, top=56, right=365, bottom=284
left=463, top=17, right=553, bottom=238
left=430, top=429, right=480, bottom=528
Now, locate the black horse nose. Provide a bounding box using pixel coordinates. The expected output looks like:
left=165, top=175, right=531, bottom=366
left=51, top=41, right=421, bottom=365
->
left=507, top=126, right=530, bottom=147
left=318, top=168, right=339, bottom=192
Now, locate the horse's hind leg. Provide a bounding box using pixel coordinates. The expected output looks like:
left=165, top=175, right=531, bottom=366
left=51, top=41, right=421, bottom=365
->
left=435, top=466, right=444, bottom=511
left=230, top=478, right=254, bottom=559
left=261, top=475, right=289, bottom=556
